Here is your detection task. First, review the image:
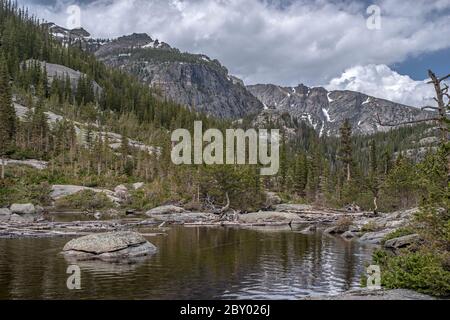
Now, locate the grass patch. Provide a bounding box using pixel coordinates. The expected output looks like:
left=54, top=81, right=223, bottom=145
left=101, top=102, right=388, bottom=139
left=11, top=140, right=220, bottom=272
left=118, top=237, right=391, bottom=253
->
left=55, top=190, right=114, bottom=211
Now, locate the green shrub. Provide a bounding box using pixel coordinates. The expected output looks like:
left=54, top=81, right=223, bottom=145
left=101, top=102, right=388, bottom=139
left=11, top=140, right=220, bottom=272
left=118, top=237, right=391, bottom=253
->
left=55, top=190, right=114, bottom=211
left=373, top=249, right=450, bottom=297
left=361, top=221, right=381, bottom=233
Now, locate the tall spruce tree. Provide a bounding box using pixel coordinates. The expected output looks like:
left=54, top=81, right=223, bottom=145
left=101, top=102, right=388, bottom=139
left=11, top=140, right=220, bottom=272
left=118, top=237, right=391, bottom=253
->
left=339, top=119, right=353, bottom=181
left=0, top=53, right=16, bottom=179
left=368, top=140, right=380, bottom=214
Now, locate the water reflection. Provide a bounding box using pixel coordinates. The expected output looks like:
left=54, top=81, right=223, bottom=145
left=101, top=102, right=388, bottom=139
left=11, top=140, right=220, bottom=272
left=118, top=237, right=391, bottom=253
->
left=0, top=226, right=374, bottom=299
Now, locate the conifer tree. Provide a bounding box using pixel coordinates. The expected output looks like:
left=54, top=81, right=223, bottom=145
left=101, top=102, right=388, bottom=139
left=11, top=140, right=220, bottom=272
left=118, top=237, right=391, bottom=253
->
left=339, top=119, right=353, bottom=181
left=0, top=53, right=16, bottom=179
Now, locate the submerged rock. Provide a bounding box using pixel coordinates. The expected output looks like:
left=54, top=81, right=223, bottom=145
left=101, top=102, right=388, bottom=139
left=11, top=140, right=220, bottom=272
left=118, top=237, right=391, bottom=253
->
left=62, top=231, right=157, bottom=261
left=145, top=205, right=185, bottom=215
left=299, top=225, right=317, bottom=234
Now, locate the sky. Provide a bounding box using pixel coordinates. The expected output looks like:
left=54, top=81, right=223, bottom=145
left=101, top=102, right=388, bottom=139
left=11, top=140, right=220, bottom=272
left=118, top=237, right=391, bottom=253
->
left=18, top=0, right=450, bottom=107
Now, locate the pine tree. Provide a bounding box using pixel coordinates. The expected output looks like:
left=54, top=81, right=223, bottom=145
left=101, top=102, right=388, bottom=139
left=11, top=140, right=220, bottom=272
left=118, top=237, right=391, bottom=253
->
left=0, top=53, right=16, bottom=179
left=339, top=119, right=353, bottom=181
left=367, top=140, right=380, bottom=214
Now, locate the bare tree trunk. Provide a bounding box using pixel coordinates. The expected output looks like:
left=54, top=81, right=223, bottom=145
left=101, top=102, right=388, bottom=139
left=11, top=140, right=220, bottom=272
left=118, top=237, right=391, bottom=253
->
left=347, top=163, right=351, bottom=181
left=373, top=196, right=378, bottom=215
left=1, top=157, right=5, bottom=180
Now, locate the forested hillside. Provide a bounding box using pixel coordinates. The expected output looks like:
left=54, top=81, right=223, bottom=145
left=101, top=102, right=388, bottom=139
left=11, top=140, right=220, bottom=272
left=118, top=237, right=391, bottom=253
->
left=0, top=0, right=447, bottom=216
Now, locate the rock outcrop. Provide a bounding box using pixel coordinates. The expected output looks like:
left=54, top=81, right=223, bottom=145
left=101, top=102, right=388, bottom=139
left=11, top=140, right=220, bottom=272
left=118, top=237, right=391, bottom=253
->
left=10, top=203, right=36, bottom=215
left=50, top=185, right=121, bottom=204
left=247, top=84, right=434, bottom=136
left=145, top=205, right=185, bottom=216
left=384, top=234, right=421, bottom=250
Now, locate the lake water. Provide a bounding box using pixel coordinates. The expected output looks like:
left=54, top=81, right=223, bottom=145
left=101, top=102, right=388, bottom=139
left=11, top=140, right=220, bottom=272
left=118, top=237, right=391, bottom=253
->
left=0, top=226, right=374, bottom=299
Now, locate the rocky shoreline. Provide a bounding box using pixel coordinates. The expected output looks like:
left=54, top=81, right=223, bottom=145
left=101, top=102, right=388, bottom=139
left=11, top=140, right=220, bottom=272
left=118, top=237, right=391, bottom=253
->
left=0, top=202, right=415, bottom=245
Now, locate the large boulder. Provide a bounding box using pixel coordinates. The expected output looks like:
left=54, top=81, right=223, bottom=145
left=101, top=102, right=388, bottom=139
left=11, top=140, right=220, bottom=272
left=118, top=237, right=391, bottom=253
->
left=114, top=184, right=129, bottom=200
left=10, top=203, right=36, bottom=215
left=62, top=231, right=157, bottom=261
left=384, top=234, right=421, bottom=250
left=145, top=205, right=185, bottom=216
left=9, top=213, right=35, bottom=224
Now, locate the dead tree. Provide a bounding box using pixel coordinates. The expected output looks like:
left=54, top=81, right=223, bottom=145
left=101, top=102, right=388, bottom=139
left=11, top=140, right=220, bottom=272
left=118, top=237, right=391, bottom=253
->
left=214, top=192, right=230, bottom=220
left=376, top=69, right=449, bottom=177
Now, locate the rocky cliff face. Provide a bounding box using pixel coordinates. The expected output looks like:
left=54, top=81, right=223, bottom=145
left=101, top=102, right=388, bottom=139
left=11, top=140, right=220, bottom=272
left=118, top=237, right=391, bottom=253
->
left=247, top=84, right=434, bottom=135
left=93, top=33, right=264, bottom=119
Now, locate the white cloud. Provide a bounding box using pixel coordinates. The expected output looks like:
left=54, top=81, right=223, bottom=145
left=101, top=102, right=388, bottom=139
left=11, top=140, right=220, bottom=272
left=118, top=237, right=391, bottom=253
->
left=326, top=64, right=438, bottom=107
left=22, top=0, right=450, bottom=89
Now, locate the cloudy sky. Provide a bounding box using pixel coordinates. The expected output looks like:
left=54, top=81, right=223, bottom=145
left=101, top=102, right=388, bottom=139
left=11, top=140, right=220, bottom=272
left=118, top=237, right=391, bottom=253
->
left=19, top=0, right=450, bottom=107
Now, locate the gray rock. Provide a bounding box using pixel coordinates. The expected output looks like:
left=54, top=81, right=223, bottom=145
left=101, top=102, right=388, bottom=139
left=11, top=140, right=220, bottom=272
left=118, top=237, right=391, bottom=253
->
left=359, top=229, right=393, bottom=244
left=264, top=192, right=282, bottom=207
left=50, top=185, right=121, bottom=204
left=145, top=205, right=185, bottom=216
left=0, top=208, right=11, bottom=222
left=273, top=203, right=314, bottom=212
left=9, top=213, right=35, bottom=224
left=344, top=203, right=361, bottom=212
left=62, top=231, right=157, bottom=261
left=324, top=226, right=338, bottom=234
left=299, top=225, right=316, bottom=234
left=3, top=158, right=48, bottom=170
left=35, top=205, right=44, bottom=214
left=239, top=211, right=300, bottom=224
left=114, top=184, right=129, bottom=200
left=143, top=212, right=215, bottom=224
left=384, top=234, right=420, bottom=250
left=10, top=203, right=36, bottom=215
left=93, top=212, right=102, bottom=220
left=342, top=230, right=357, bottom=239
left=132, top=182, right=144, bottom=190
